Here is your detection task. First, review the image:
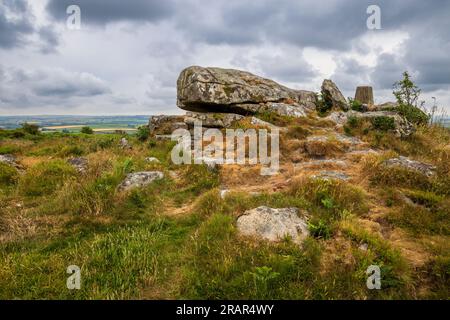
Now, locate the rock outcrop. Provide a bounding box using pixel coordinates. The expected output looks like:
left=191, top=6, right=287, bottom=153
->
left=312, top=171, right=350, bottom=181
left=326, top=110, right=415, bottom=137
left=177, top=66, right=317, bottom=116
left=184, top=111, right=244, bottom=128
left=321, top=79, right=348, bottom=111
left=118, top=171, right=164, bottom=191
left=250, top=117, right=284, bottom=131
left=149, top=115, right=187, bottom=134
left=236, top=206, right=309, bottom=244
left=384, top=156, right=436, bottom=177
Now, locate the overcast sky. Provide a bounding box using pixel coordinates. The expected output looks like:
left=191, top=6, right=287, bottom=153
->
left=0, top=0, right=449, bottom=115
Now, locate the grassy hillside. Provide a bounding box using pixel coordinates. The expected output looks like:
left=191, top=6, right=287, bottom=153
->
left=0, top=114, right=449, bottom=299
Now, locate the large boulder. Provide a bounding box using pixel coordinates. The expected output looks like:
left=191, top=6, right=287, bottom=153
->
left=177, top=66, right=317, bottom=116
left=321, top=79, right=348, bottom=111
left=236, top=206, right=309, bottom=244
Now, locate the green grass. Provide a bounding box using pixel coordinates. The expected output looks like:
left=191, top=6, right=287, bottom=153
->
left=0, top=162, right=18, bottom=187
left=180, top=213, right=322, bottom=299
left=0, top=122, right=448, bottom=300
left=18, top=160, right=77, bottom=197
left=0, top=145, right=21, bottom=155
left=0, top=217, right=198, bottom=299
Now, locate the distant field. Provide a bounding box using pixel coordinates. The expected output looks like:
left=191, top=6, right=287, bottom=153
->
left=0, top=115, right=150, bottom=130
left=42, top=125, right=139, bottom=133
left=43, top=125, right=85, bottom=130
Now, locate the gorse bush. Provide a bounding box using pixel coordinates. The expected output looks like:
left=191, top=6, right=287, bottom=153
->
left=21, top=123, right=40, bottom=135
left=81, top=126, right=94, bottom=134
left=136, top=126, right=150, bottom=141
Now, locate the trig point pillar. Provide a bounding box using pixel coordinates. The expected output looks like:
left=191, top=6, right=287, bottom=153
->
left=355, top=86, right=374, bottom=105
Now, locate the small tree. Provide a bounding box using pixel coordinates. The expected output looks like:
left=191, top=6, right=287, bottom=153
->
left=81, top=126, right=94, bottom=134
left=136, top=125, right=150, bottom=141
left=21, top=122, right=40, bottom=135
left=393, top=71, right=429, bottom=125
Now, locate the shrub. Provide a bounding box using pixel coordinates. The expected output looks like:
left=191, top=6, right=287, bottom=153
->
left=21, top=123, right=40, bottom=135
left=393, top=71, right=430, bottom=125
left=96, top=137, right=115, bottom=149
left=18, top=160, right=76, bottom=196
left=397, top=104, right=429, bottom=126
left=316, top=93, right=332, bottom=115
left=371, top=116, right=396, bottom=131
left=308, top=219, right=332, bottom=239
left=136, top=126, right=150, bottom=141
left=348, top=98, right=363, bottom=112
left=81, top=126, right=94, bottom=134
left=148, top=138, right=157, bottom=148
left=347, top=116, right=360, bottom=128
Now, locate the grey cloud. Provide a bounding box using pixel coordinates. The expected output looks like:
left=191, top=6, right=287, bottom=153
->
left=254, top=52, right=318, bottom=83
left=332, top=57, right=372, bottom=94
left=370, top=53, right=407, bottom=90
left=46, top=0, right=175, bottom=25
left=0, top=0, right=34, bottom=49
left=2, top=0, right=449, bottom=114
left=0, top=66, right=111, bottom=109
left=38, top=26, right=60, bottom=54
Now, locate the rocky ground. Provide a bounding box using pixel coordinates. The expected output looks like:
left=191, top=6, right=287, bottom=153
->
left=0, top=66, right=448, bottom=299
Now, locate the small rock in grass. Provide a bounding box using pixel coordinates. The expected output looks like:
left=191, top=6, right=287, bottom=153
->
left=313, top=171, right=350, bottom=181
left=67, top=157, right=88, bottom=173
left=384, top=156, right=436, bottom=177
left=118, top=171, right=164, bottom=191
left=120, top=137, right=131, bottom=149
left=237, top=206, right=309, bottom=245
left=145, top=157, right=160, bottom=164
